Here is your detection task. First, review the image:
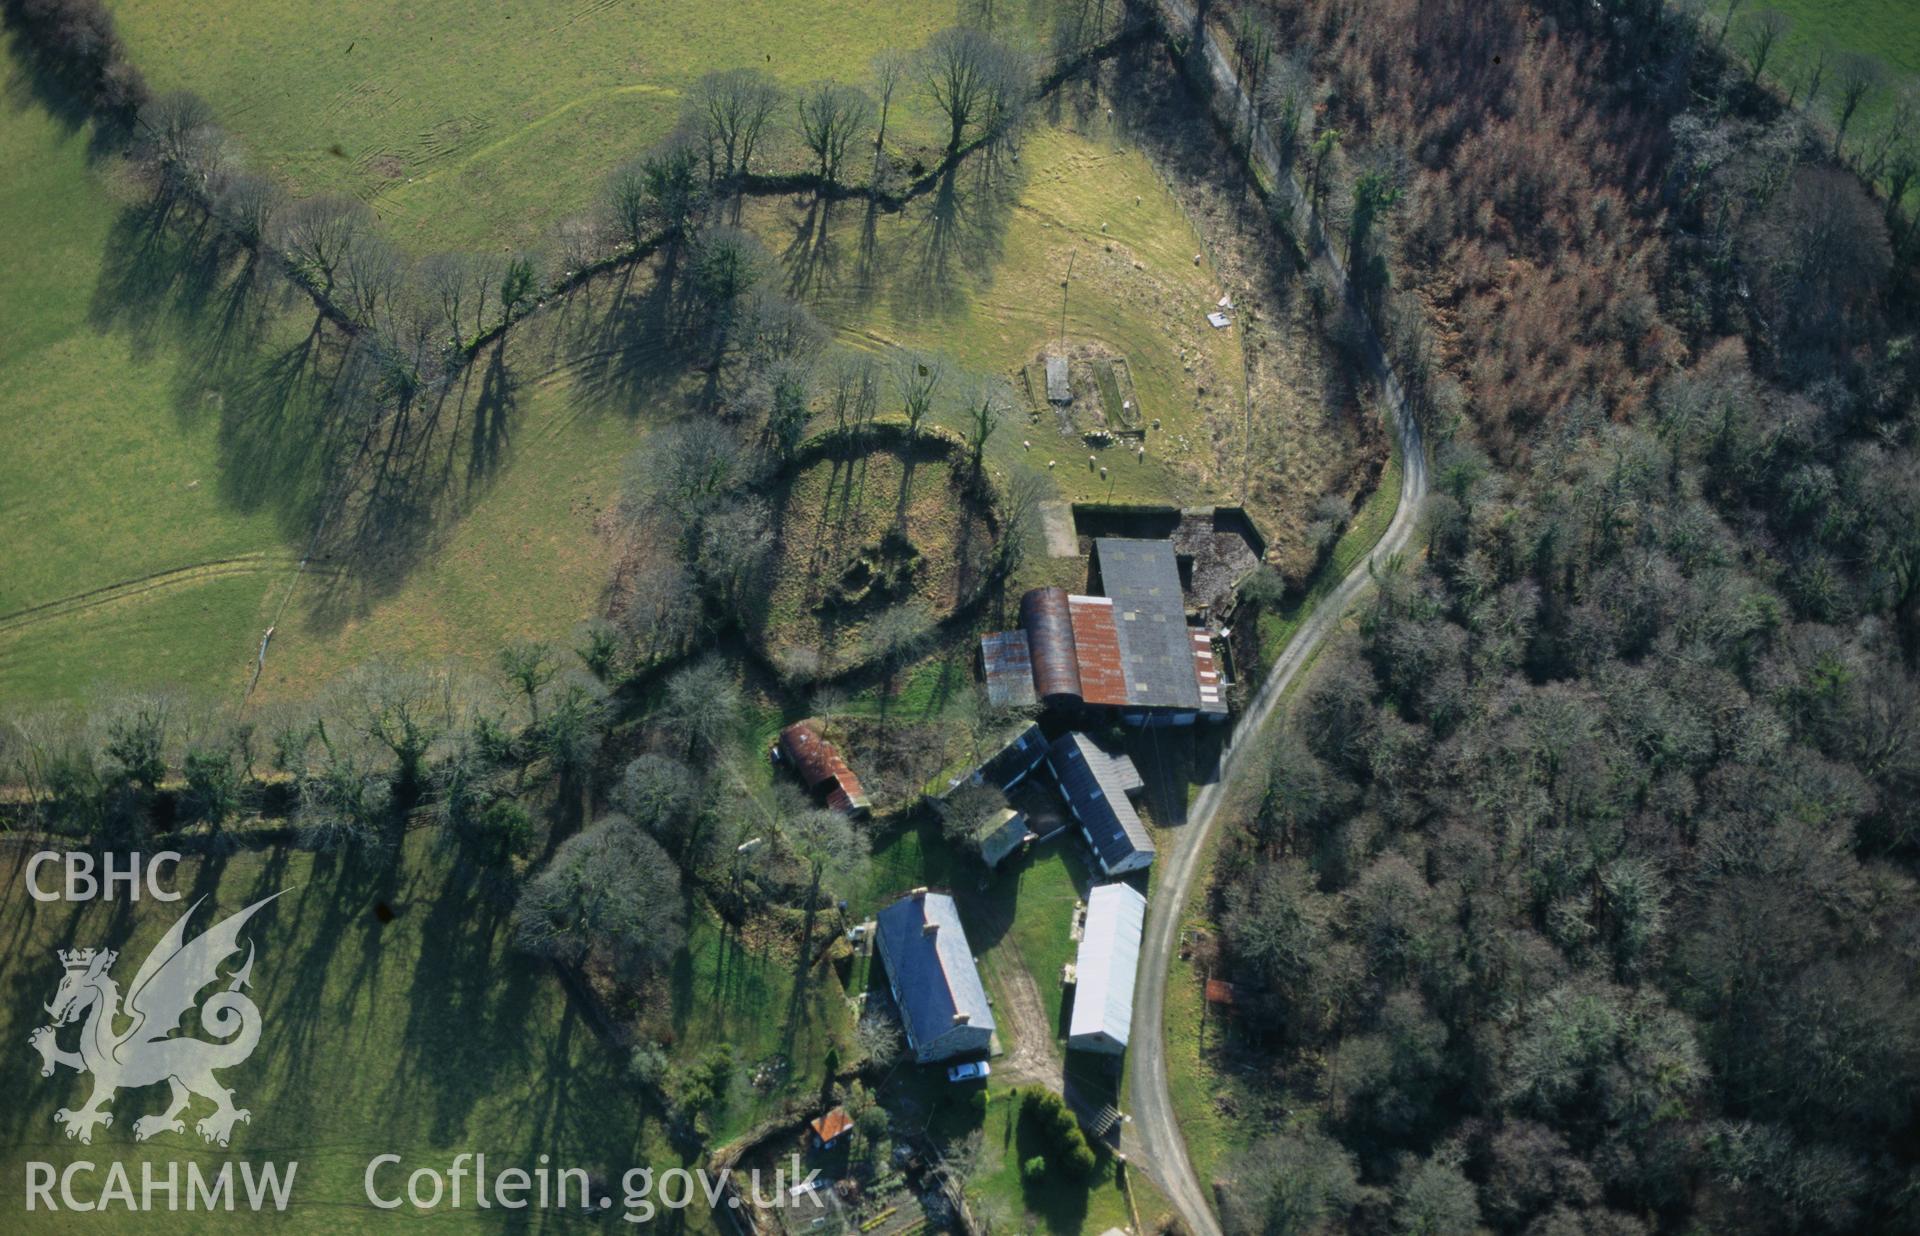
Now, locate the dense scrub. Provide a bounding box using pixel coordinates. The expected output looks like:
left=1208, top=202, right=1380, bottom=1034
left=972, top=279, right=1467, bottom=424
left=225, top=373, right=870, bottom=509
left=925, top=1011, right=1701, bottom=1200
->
left=1209, top=1, right=1920, bottom=1233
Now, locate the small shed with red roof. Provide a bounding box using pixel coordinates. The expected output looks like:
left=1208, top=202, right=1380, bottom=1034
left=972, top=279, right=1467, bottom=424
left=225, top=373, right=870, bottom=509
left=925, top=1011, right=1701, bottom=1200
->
left=810, top=1106, right=854, bottom=1149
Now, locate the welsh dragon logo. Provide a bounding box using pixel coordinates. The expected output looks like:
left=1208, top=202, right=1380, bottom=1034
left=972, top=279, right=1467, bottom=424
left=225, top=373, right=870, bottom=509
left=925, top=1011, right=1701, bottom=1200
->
left=28, top=893, right=282, bottom=1147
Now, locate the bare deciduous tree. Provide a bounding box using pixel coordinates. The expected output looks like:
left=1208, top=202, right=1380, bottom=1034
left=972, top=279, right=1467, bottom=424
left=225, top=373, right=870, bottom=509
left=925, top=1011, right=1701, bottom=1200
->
left=894, top=351, right=944, bottom=435
left=797, top=81, right=873, bottom=187
left=962, top=376, right=1012, bottom=466
left=513, top=816, right=685, bottom=979
left=213, top=172, right=280, bottom=251
left=418, top=252, right=484, bottom=349
left=920, top=26, right=1026, bottom=156
left=662, top=657, right=743, bottom=759
left=1715, top=0, right=1747, bottom=48
left=624, top=419, right=759, bottom=529
left=332, top=660, right=458, bottom=800
left=1740, top=9, right=1791, bottom=84
left=138, top=90, right=223, bottom=206
left=688, top=68, right=783, bottom=183
left=872, top=49, right=909, bottom=155
left=781, top=806, right=869, bottom=957
left=604, top=156, right=652, bottom=250
left=619, top=556, right=701, bottom=662
left=338, top=231, right=406, bottom=328
left=824, top=350, right=881, bottom=434
left=276, top=195, right=370, bottom=296
left=1830, top=52, right=1886, bottom=158
left=1793, top=43, right=1831, bottom=108
left=498, top=640, right=558, bottom=727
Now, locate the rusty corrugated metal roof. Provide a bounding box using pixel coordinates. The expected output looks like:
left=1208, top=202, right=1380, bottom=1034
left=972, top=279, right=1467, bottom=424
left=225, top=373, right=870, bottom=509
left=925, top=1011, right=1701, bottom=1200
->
left=1022, top=587, right=1084, bottom=704
left=979, top=630, right=1037, bottom=707
left=811, top=1107, right=854, bottom=1143
left=1067, top=595, right=1130, bottom=707
left=779, top=721, right=870, bottom=815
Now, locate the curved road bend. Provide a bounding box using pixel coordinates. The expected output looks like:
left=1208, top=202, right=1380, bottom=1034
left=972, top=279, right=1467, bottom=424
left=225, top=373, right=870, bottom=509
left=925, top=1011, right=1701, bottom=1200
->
left=1124, top=3, right=1432, bottom=1233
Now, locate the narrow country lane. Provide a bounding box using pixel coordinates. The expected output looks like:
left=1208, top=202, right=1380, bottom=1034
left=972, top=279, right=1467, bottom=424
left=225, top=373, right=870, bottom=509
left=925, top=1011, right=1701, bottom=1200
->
left=1125, top=4, right=1432, bottom=1233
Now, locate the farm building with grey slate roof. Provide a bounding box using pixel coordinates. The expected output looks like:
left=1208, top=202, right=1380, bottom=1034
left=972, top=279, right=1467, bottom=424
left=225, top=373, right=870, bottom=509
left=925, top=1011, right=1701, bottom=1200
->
left=978, top=538, right=1228, bottom=726
left=1048, top=731, right=1155, bottom=876
left=874, top=890, right=995, bottom=1063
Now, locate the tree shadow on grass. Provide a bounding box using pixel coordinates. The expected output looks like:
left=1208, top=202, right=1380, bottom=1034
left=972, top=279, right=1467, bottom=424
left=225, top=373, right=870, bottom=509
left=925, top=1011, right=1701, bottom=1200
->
left=82, top=193, right=523, bottom=629
left=783, top=195, right=845, bottom=304
left=0, top=37, right=127, bottom=161
left=564, top=248, right=702, bottom=423
left=890, top=159, right=1019, bottom=323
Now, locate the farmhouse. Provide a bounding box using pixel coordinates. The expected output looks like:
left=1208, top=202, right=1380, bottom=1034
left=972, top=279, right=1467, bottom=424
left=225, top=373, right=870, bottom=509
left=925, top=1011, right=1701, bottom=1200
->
left=1048, top=731, right=1155, bottom=876
left=774, top=721, right=870, bottom=816
left=874, top=890, right=996, bottom=1064
left=980, top=538, right=1228, bottom=727
left=1069, top=883, right=1147, bottom=1054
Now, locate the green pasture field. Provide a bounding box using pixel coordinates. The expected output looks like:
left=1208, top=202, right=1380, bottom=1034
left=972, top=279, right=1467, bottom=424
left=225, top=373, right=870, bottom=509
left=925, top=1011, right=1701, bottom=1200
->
left=1757, top=0, right=1919, bottom=82
left=110, top=0, right=962, bottom=253
left=4, top=13, right=1269, bottom=709
left=743, top=120, right=1251, bottom=516
left=257, top=112, right=1261, bottom=706
left=0, top=62, right=301, bottom=707
left=0, top=832, right=794, bottom=1233
left=0, top=69, right=636, bottom=708
left=243, top=352, right=635, bottom=707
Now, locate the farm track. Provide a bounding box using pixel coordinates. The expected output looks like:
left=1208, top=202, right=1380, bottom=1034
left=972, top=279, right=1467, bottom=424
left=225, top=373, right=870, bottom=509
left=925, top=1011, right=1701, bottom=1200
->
left=1123, top=4, right=1432, bottom=1234
left=0, top=555, right=309, bottom=635
left=985, top=918, right=1152, bottom=1163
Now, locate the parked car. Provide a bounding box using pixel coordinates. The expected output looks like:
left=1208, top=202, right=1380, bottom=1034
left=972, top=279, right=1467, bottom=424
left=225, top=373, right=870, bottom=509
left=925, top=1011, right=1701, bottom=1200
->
left=946, top=1060, right=990, bottom=1083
